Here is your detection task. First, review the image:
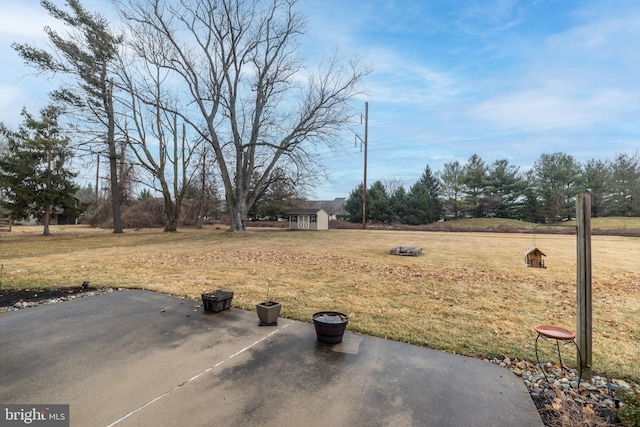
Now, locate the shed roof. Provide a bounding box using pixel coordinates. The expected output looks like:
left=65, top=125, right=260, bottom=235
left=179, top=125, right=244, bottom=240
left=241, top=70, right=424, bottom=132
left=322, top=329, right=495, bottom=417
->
left=524, top=246, right=546, bottom=256
left=288, top=208, right=326, bottom=215
left=300, top=198, right=347, bottom=216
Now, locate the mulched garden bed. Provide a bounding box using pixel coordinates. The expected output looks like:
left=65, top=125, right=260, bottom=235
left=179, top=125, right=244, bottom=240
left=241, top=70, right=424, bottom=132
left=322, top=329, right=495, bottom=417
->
left=0, top=286, right=108, bottom=308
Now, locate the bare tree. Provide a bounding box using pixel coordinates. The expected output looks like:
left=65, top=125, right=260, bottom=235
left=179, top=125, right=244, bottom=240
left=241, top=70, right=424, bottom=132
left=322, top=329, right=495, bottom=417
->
left=13, top=0, right=125, bottom=233
left=194, top=147, right=213, bottom=228
left=116, top=42, right=202, bottom=232
left=116, top=0, right=369, bottom=231
left=382, top=177, right=406, bottom=198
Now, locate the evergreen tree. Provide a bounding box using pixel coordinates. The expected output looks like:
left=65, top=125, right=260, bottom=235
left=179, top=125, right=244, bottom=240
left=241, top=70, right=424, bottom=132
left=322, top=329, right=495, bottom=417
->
left=344, top=183, right=364, bottom=223
left=533, top=152, right=582, bottom=222
left=486, top=159, right=524, bottom=218
left=462, top=154, right=488, bottom=218
left=518, top=170, right=545, bottom=223
left=344, top=181, right=394, bottom=223
left=608, top=153, right=640, bottom=216
left=390, top=186, right=409, bottom=223
left=13, top=0, right=124, bottom=233
left=582, top=158, right=611, bottom=218
left=366, top=180, right=394, bottom=223
left=0, top=106, right=79, bottom=236
left=75, top=184, right=96, bottom=213
left=250, top=176, right=302, bottom=220
left=405, top=165, right=442, bottom=225
left=439, top=161, right=464, bottom=219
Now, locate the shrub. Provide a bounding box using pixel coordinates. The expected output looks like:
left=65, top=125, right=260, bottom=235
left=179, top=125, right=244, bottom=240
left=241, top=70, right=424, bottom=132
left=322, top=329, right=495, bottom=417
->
left=618, top=387, right=640, bottom=427
left=121, top=198, right=166, bottom=228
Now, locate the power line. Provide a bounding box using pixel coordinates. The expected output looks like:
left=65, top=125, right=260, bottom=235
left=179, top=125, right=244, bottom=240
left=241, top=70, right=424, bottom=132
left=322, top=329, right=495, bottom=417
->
left=310, top=109, right=640, bottom=163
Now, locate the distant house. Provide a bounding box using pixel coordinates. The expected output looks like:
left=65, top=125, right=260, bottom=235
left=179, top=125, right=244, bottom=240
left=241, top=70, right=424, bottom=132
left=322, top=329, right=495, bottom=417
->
left=2, top=207, right=76, bottom=226
left=524, top=247, right=546, bottom=268
left=304, top=198, right=347, bottom=220
left=288, top=208, right=329, bottom=231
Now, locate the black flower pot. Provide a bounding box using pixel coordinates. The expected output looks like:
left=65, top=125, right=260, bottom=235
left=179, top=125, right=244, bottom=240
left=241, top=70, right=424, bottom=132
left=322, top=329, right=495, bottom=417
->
left=201, top=290, right=234, bottom=312
left=312, top=311, right=349, bottom=343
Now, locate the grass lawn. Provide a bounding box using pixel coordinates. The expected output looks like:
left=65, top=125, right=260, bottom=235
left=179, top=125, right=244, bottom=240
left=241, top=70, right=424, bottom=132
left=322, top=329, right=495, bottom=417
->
left=1, top=223, right=638, bottom=382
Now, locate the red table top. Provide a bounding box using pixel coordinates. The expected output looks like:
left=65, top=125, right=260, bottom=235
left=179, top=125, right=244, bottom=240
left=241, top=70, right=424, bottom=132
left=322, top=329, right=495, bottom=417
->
left=535, top=324, right=576, bottom=340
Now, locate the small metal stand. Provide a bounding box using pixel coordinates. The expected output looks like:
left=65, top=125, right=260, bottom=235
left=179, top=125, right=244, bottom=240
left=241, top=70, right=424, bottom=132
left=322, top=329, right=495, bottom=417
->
left=534, top=324, right=583, bottom=388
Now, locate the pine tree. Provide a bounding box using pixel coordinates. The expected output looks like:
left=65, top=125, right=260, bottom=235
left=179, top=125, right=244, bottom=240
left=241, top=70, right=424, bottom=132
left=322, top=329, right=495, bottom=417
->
left=439, top=161, right=464, bottom=219
left=345, top=184, right=364, bottom=223
left=533, top=152, right=582, bottom=222
left=405, top=165, right=443, bottom=225
left=486, top=159, right=525, bottom=218
left=462, top=154, right=488, bottom=218
left=366, top=181, right=394, bottom=223
left=0, top=106, right=79, bottom=236
left=13, top=0, right=124, bottom=233
left=390, top=186, right=409, bottom=223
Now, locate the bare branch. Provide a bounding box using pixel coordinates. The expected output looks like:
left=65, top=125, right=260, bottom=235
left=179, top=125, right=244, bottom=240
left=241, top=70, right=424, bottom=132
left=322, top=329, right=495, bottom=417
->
left=115, top=0, right=369, bottom=230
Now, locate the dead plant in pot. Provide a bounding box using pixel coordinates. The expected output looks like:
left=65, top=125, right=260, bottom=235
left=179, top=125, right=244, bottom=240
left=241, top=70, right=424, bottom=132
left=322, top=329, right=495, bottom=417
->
left=256, top=278, right=282, bottom=326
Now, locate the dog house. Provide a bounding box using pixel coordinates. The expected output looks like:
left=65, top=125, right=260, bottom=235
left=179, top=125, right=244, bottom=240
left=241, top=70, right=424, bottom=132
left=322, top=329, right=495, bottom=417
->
left=524, top=246, right=546, bottom=268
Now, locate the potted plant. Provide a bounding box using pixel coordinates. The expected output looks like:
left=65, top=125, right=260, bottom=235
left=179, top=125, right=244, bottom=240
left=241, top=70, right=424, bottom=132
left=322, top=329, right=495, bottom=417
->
left=312, top=311, right=349, bottom=343
left=256, top=278, right=282, bottom=326
left=201, top=289, right=234, bottom=313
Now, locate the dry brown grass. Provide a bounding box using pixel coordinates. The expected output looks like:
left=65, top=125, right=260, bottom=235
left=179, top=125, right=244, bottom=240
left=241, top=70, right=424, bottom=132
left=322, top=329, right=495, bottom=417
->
left=537, top=397, right=618, bottom=427
left=1, top=224, right=638, bottom=382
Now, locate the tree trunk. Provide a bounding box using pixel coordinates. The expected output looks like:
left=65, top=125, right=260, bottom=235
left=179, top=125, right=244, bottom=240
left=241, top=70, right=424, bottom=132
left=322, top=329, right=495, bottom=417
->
left=196, top=154, right=206, bottom=229
left=195, top=198, right=204, bottom=229
left=230, top=210, right=247, bottom=232
left=109, top=147, right=123, bottom=233
left=106, top=80, right=123, bottom=234
left=165, top=217, right=178, bottom=232
left=43, top=205, right=51, bottom=236
left=163, top=197, right=179, bottom=232
left=229, top=198, right=248, bottom=232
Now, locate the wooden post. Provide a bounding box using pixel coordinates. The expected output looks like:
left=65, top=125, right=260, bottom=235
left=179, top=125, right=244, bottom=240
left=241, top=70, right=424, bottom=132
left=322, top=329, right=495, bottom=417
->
left=576, top=193, right=592, bottom=380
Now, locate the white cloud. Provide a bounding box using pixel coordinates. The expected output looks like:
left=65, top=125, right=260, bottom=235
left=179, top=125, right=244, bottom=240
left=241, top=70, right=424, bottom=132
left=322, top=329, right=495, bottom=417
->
left=455, top=0, right=529, bottom=35
left=2, top=0, right=639, bottom=200
left=0, top=84, right=22, bottom=122
left=460, top=3, right=640, bottom=135
left=0, top=0, right=117, bottom=42
left=0, top=2, right=58, bottom=126
left=0, top=3, right=58, bottom=42
left=366, top=49, right=459, bottom=106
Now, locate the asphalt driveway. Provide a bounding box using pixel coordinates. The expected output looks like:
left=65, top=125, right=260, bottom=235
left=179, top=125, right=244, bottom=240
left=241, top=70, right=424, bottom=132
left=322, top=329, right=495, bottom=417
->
left=0, top=290, right=542, bottom=426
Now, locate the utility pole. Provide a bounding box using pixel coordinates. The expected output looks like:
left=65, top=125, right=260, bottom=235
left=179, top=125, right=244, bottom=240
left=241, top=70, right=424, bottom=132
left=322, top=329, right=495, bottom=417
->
left=362, top=102, right=368, bottom=229
left=354, top=102, right=369, bottom=229
left=354, top=102, right=370, bottom=228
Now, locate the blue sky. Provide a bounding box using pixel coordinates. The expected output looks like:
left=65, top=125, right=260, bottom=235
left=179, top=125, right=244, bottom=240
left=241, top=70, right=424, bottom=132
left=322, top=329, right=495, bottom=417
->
left=2, top=0, right=640, bottom=200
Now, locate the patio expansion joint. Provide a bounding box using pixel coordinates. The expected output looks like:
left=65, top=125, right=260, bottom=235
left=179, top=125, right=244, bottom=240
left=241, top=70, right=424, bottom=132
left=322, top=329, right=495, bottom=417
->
left=105, top=321, right=293, bottom=427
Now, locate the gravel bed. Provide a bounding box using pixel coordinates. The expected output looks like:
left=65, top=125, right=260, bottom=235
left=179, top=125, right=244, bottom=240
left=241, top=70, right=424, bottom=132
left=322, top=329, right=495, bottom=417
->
left=0, top=287, right=121, bottom=312
left=489, top=356, right=638, bottom=426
